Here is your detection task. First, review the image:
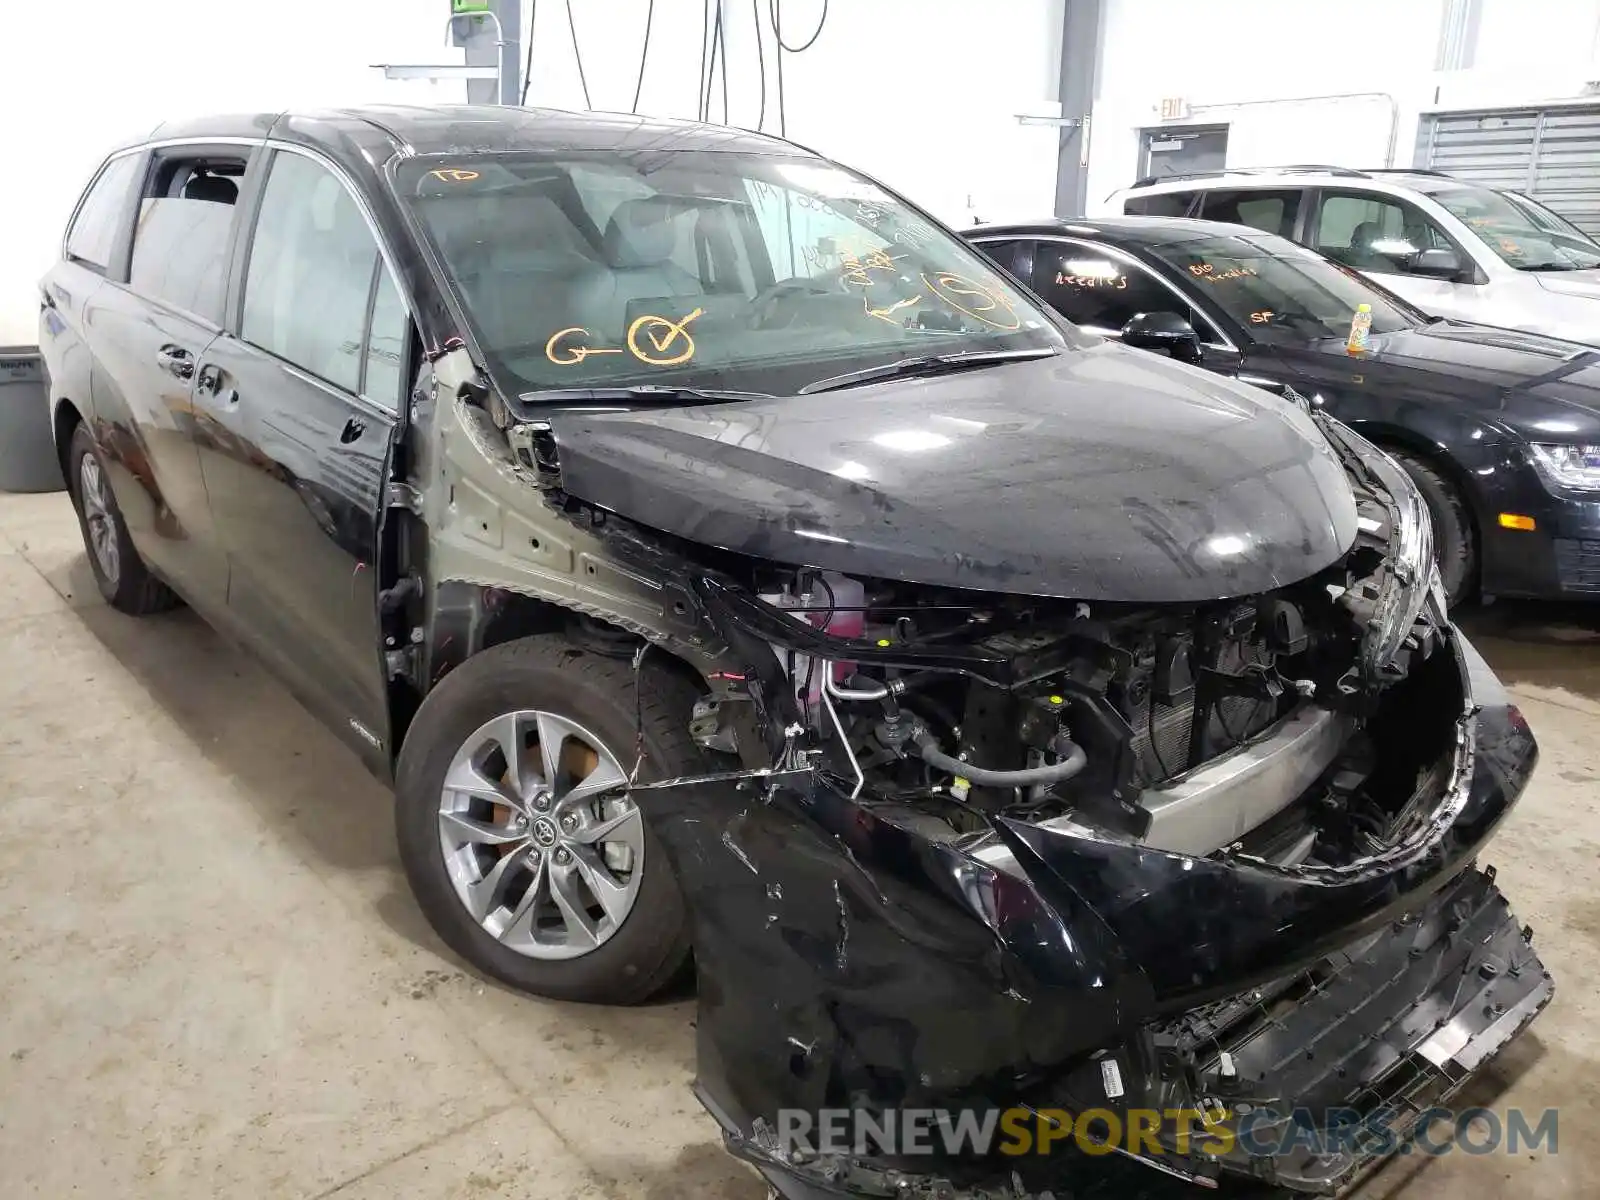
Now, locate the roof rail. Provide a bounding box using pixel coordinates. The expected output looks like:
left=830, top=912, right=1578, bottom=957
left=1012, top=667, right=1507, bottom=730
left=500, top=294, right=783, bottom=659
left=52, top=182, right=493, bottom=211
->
left=1361, top=167, right=1455, bottom=178
left=1130, top=164, right=1374, bottom=188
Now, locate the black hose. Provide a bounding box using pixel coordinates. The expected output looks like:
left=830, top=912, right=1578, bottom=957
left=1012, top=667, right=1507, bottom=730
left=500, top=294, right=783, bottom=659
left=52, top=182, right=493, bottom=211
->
left=913, top=730, right=1088, bottom=788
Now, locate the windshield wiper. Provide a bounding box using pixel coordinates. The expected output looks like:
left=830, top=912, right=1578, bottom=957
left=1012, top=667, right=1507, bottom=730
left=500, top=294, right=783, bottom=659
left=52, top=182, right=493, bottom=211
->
left=1516, top=262, right=1582, bottom=272
left=517, top=385, right=777, bottom=405
left=797, top=347, right=1058, bottom=395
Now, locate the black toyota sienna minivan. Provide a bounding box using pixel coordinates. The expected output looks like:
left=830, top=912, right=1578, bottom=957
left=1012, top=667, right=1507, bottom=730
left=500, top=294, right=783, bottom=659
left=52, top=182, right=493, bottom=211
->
left=40, top=105, right=1548, bottom=1198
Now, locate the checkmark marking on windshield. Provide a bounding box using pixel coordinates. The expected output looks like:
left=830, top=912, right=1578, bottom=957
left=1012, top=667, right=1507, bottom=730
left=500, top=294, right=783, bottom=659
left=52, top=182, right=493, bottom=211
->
left=628, top=308, right=705, bottom=366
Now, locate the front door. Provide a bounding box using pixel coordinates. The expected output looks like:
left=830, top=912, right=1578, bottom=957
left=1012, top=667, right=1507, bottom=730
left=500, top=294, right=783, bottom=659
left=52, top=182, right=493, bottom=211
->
left=194, top=146, right=410, bottom=767
left=1307, top=188, right=1493, bottom=324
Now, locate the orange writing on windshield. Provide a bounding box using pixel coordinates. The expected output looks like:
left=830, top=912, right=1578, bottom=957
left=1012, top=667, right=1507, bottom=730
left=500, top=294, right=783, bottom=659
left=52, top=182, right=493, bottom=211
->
left=429, top=168, right=481, bottom=183
left=921, top=272, right=1020, bottom=331
left=545, top=308, right=704, bottom=368
left=545, top=327, right=624, bottom=365
left=864, top=296, right=920, bottom=324
left=1189, top=262, right=1258, bottom=284
left=1056, top=272, right=1126, bottom=290
left=628, top=308, right=704, bottom=366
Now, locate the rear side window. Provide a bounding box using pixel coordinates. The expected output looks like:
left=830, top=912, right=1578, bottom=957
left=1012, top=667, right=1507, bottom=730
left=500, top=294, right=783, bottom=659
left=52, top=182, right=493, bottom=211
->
left=129, top=153, right=247, bottom=323
left=1125, top=191, right=1196, bottom=217
left=1029, top=243, right=1178, bottom=332
left=242, top=150, right=402, bottom=401
left=65, top=155, right=140, bottom=272
left=1197, top=189, right=1301, bottom=238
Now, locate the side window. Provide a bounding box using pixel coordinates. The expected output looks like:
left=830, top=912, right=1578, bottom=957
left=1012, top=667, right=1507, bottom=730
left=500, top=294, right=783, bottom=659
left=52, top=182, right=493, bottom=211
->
left=65, top=155, right=141, bottom=273
left=242, top=152, right=397, bottom=397
left=973, top=239, right=1024, bottom=274
left=1198, top=189, right=1302, bottom=238
left=128, top=154, right=246, bottom=321
left=1314, top=191, right=1453, bottom=275
left=1125, top=191, right=1196, bottom=217
left=1029, top=244, right=1184, bottom=333
left=363, top=269, right=409, bottom=407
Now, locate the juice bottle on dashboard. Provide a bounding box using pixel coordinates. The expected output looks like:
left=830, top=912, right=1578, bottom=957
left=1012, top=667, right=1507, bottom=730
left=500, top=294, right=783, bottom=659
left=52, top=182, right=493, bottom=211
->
left=1347, top=303, right=1373, bottom=355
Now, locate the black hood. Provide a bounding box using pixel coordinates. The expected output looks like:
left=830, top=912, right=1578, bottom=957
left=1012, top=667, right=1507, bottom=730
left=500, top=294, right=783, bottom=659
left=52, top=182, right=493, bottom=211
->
left=1367, top=322, right=1600, bottom=394
left=542, top=345, right=1359, bottom=602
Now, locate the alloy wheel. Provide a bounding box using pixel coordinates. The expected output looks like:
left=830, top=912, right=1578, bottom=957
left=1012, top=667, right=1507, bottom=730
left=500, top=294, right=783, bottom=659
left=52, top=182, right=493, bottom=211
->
left=436, top=710, right=643, bottom=960
left=78, top=454, right=120, bottom=585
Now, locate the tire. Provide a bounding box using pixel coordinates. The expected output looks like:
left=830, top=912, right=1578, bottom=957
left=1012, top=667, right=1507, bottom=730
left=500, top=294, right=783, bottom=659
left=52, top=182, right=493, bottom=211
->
left=66, top=424, right=180, bottom=615
left=1386, top=448, right=1476, bottom=608
left=396, top=634, right=705, bottom=1004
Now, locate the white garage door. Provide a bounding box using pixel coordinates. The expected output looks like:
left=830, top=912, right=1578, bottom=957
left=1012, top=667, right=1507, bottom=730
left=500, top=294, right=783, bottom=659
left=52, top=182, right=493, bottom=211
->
left=1416, top=106, right=1600, bottom=235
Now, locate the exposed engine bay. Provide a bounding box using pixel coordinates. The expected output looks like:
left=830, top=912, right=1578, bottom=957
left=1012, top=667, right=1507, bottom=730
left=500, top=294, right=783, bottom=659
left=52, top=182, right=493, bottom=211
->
left=672, top=416, right=1450, bottom=871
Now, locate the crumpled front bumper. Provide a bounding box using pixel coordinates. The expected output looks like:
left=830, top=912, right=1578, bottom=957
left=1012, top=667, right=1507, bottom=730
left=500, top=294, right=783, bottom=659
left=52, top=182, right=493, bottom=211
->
left=632, top=630, right=1546, bottom=1198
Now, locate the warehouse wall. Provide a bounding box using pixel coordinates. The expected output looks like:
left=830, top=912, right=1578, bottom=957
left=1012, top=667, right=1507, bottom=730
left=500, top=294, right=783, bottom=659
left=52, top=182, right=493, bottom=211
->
left=1086, top=0, right=1600, bottom=212
left=0, top=0, right=1062, bottom=345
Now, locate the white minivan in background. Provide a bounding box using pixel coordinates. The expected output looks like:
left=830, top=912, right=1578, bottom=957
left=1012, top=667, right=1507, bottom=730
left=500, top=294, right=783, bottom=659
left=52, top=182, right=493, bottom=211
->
left=1114, top=167, right=1600, bottom=346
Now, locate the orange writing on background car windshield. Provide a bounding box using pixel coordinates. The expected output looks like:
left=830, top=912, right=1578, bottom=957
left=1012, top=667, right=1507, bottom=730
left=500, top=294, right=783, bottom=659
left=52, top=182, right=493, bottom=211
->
left=1190, top=262, right=1258, bottom=284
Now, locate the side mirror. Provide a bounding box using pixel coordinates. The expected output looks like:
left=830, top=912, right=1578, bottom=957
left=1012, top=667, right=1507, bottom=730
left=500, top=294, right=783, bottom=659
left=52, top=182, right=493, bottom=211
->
left=1121, top=311, right=1202, bottom=361
left=1411, top=247, right=1463, bottom=279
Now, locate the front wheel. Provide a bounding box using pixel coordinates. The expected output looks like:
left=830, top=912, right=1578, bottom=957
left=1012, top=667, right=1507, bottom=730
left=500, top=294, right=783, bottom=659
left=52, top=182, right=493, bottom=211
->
left=395, top=635, right=704, bottom=1004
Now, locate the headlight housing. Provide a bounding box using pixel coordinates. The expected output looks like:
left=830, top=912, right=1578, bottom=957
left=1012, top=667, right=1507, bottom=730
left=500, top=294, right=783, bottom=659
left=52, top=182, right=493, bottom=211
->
left=1529, top=442, right=1600, bottom=490
left=1360, top=460, right=1436, bottom=678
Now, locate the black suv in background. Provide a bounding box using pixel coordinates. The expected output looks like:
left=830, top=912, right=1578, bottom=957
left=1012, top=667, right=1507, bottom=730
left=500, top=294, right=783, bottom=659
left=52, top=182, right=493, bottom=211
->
left=971, top=217, right=1600, bottom=605
left=40, top=107, right=1548, bottom=1200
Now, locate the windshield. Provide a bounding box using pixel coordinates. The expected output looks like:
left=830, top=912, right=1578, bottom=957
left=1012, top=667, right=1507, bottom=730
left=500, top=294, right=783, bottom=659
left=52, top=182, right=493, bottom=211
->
left=1139, top=229, right=1419, bottom=341
left=1419, top=182, right=1600, bottom=271
left=1499, top=190, right=1600, bottom=246
left=396, top=152, right=1068, bottom=396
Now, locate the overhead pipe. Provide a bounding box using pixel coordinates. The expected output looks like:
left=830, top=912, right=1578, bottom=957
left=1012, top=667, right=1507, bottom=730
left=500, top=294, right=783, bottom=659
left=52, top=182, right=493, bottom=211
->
left=1189, top=91, right=1402, bottom=167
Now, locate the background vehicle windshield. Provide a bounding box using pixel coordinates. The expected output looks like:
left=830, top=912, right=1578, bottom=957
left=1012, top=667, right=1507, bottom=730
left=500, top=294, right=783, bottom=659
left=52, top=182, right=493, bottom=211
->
left=1420, top=182, right=1600, bottom=271
left=1141, top=230, right=1419, bottom=341
left=396, top=152, right=1067, bottom=396
left=1498, top=190, right=1600, bottom=251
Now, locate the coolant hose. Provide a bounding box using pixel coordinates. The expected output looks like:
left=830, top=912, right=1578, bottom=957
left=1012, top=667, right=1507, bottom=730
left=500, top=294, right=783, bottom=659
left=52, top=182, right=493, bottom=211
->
left=912, top=729, right=1088, bottom=787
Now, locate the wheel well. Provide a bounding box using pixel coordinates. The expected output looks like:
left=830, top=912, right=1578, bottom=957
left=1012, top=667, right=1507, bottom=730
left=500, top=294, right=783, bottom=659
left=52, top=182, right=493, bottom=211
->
left=392, top=586, right=710, bottom=764
left=52, top=399, right=82, bottom=487
left=1363, top=427, right=1481, bottom=577
left=1362, top=430, right=1478, bottom=529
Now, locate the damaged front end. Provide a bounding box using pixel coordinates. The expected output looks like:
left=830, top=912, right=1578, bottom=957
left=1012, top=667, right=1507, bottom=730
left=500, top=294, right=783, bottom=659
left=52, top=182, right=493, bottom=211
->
left=596, top=418, right=1550, bottom=1198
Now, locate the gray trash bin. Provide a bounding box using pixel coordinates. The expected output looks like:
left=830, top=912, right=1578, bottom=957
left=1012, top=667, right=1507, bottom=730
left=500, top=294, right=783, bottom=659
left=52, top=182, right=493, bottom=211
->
left=0, top=347, right=64, bottom=493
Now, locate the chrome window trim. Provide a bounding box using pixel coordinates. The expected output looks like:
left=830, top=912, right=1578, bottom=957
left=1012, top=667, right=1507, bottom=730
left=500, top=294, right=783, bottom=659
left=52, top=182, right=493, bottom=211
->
left=971, top=233, right=1238, bottom=353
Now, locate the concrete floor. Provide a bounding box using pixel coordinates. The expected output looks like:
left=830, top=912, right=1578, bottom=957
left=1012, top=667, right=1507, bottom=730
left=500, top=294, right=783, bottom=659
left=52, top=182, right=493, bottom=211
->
left=1, top=489, right=1596, bottom=1200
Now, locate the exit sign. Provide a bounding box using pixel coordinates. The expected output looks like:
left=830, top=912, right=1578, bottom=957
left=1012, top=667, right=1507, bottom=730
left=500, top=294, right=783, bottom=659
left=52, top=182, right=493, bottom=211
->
left=451, top=0, right=492, bottom=13
left=1159, top=97, right=1190, bottom=121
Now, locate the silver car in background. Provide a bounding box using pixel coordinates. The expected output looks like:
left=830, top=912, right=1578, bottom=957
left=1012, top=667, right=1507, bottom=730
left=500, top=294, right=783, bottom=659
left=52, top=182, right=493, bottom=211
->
left=1116, top=167, right=1600, bottom=345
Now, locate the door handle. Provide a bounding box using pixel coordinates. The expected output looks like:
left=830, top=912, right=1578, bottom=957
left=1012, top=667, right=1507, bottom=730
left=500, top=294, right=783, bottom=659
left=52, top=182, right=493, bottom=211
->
left=156, top=344, right=194, bottom=380
left=340, top=417, right=366, bottom=444
left=196, top=363, right=238, bottom=406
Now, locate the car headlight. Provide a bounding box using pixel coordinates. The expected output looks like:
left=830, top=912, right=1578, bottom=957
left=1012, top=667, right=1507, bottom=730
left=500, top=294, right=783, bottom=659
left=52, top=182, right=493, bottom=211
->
left=1529, top=442, right=1600, bottom=490
left=1360, top=453, right=1436, bottom=678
